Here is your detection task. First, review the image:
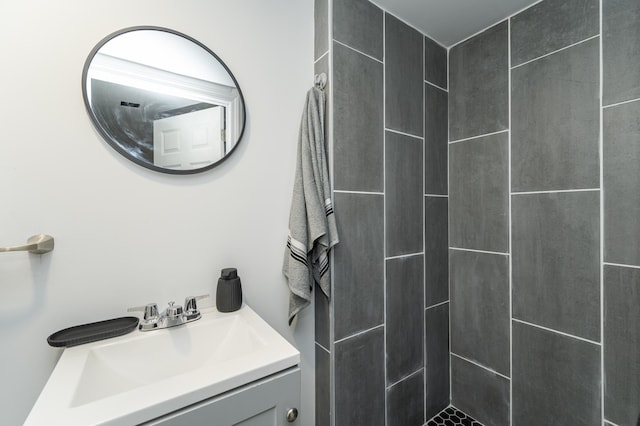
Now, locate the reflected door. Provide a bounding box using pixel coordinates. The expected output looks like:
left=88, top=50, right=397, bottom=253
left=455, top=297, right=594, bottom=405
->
left=153, top=106, right=225, bottom=170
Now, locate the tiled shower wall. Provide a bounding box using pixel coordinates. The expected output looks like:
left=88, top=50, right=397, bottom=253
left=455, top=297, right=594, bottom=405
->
left=317, top=0, right=640, bottom=425
left=314, top=0, right=449, bottom=424
left=449, top=0, right=640, bottom=424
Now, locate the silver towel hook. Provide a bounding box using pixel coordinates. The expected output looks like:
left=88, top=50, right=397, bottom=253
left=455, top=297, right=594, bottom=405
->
left=314, top=73, right=327, bottom=90
left=0, top=234, right=55, bottom=254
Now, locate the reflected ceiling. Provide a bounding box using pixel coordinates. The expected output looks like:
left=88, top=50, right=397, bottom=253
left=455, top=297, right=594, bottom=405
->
left=372, top=0, right=542, bottom=46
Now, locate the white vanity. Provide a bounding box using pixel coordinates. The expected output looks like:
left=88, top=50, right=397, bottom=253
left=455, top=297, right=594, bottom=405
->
left=25, top=306, right=300, bottom=425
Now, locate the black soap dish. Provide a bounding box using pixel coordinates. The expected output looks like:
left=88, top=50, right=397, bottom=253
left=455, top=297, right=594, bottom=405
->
left=47, top=316, right=139, bottom=347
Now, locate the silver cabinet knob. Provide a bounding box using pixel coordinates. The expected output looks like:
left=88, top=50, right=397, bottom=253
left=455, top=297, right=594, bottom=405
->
left=286, top=408, right=298, bottom=422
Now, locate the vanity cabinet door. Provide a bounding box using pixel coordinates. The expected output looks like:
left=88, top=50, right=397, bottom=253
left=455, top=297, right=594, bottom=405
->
left=143, top=367, right=300, bottom=426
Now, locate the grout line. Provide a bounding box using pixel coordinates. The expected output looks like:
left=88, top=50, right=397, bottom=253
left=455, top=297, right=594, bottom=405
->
left=446, top=40, right=450, bottom=109
left=599, top=1, right=605, bottom=423
left=426, top=300, right=449, bottom=310
left=449, top=246, right=509, bottom=256
left=422, top=31, right=427, bottom=426
left=451, top=352, right=511, bottom=381
left=385, top=127, right=424, bottom=140
left=328, top=0, right=335, bottom=423
left=315, top=341, right=331, bottom=354
left=314, top=50, right=329, bottom=64
left=449, top=129, right=509, bottom=144
left=511, top=34, right=600, bottom=70
left=512, top=188, right=600, bottom=195
left=424, top=193, right=448, bottom=198
left=447, top=37, right=452, bottom=405
left=507, top=17, right=514, bottom=426
left=605, top=420, right=622, bottom=426
left=423, top=366, right=427, bottom=426
left=386, top=367, right=424, bottom=390
left=333, top=39, right=384, bottom=64
left=512, top=318, right=602, bottom=346
left=604, top=261, right=640, bottom=270
left=334, top=323, right=385, bottom=345
left=386, top=252, right=424, bottom=261
left=333, top=189, right=384, bottom=195
left=602, top=96, right=640, bottom=110
left=382, top=11, right=388, bottom=424
left=425, top=79, right=448, bottom=93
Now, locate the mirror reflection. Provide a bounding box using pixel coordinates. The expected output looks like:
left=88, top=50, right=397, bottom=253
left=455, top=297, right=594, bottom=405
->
left=83, top=27, right=246, bottom=174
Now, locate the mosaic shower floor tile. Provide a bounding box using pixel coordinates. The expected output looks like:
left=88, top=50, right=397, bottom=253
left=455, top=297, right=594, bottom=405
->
left=427, top=406, right=483, bottom=426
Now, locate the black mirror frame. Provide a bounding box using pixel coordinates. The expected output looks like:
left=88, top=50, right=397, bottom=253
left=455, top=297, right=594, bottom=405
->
left=82, top=26, right=247, bottom=175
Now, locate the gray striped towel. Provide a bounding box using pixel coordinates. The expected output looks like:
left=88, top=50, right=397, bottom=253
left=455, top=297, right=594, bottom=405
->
left=283, top=86, right=338, bottom=325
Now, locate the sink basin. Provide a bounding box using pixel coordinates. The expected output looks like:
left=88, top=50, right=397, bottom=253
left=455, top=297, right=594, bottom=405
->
left=25, top=305, right=299, bottom=425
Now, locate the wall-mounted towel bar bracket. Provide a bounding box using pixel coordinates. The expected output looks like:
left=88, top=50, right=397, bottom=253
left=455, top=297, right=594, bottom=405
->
left=0, top=234, right=55, bottom=254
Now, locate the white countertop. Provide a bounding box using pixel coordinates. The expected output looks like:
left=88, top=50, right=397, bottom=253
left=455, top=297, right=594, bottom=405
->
left=25, top=305, right=299, bottom=425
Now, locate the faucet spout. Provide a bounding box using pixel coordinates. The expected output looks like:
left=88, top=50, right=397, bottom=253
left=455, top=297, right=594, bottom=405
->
left=129, top=298, right=203, bottom=331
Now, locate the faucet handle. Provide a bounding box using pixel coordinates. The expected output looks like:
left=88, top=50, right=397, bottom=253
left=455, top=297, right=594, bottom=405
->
left=127, top=303, right=159, bottom=321
left=184, top=294, right=210, bottom=313
left=165, top=301, right=184, bottom=319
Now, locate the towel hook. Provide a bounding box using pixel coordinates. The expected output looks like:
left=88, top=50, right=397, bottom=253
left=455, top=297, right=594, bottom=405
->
left=314, top=73, right=327, bottom=90
left=0, top=234, right=55, bottom=254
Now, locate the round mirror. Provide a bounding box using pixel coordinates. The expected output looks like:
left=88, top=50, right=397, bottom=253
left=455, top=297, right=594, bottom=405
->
left=82, top=27, right=246, bottom=174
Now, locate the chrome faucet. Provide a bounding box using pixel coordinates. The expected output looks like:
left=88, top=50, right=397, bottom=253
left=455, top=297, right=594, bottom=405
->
left=128, top=295, right=209, bottom=331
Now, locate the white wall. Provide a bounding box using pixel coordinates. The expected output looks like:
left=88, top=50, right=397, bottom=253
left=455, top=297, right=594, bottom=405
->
left=0, top=1, right=314, bottom=424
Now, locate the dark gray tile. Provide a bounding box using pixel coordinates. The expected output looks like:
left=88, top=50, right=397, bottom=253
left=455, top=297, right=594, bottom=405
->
left=604, top=0, right=640, bottom=105
left=333, top=193, right=384, bottom=340
left=425, top=84, right=448, bottom=195
left=333, top=42, right=384, bottom=192
left=449, top=133, right=509, bottom=253
left=426, top=303, right=450, bottom=420
left=315, top=344, right=331, bottom=426
left=604, top=265, right=640, bottom=426
left=425, top=197, right=448, bottom=307
left=512, top=321, right=601, bottom=426
left=450, top=250, right=510, bottom=376
left=315, top=287, right=330, bottom=350
left=449, top=21, right=508, bottom=141
left=451, top=355, right=510, bottom=426
left=386, top=255, right=424, bottom=384
left=333, top=0, right=383, bottom=61
left=604, top=101, right=640, bottom=266
left=385, top=13, right=423, bottom=137
left=425, top=36, right=447, bottom=89
left=386, top=131, right=423, bottom=257
left=314, top=0, right=328, bottom=60
left=387, top=371, right=425, bottom=426
left=335, top=327, right=385, bottom=426
left=512, top=191, right=600, bottom=341
left=510, top=0, right=599, bottom=67
left=512, top=38, right=599, bottom=192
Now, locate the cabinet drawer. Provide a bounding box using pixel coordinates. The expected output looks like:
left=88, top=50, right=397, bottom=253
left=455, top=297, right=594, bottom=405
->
left=143, top=367, right=300, bottom=426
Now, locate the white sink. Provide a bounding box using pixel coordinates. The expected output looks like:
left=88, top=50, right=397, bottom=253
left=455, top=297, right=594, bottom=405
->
left=25, top=305, right=299, bottom=425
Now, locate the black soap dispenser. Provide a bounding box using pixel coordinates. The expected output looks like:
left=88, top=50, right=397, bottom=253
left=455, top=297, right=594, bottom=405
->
left=216, top=268, right=243, bottom=312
